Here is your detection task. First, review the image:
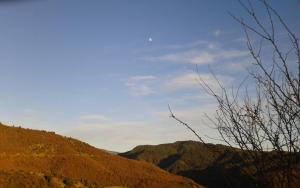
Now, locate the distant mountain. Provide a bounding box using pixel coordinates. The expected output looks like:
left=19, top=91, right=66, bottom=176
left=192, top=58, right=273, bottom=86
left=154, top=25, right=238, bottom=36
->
left=0, top=123, right=202, bottom=188
left=101, top=149, right=119, bottom=156
left=119, top=141, right=257, bottom=188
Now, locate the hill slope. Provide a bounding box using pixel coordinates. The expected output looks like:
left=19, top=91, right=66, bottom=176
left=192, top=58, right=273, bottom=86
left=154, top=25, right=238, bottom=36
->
left=119, top=141, right=255, bottom=188
left=0, top=124, right=202, bottom=188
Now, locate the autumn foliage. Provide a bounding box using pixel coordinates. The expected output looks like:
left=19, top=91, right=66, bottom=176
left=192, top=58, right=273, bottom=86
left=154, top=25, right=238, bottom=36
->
left=0, top=123, right=201, bottom=188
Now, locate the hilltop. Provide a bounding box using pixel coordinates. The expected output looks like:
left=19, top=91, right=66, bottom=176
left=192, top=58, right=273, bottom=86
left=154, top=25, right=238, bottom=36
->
left=0, top=123, right=202, bottom=188
left=120, top=141, right=256, bottom=187
left=120, top=141, right=300, bottom=187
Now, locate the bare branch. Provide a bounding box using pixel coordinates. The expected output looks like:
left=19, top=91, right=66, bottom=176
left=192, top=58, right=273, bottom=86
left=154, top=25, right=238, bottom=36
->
left=168, top=104, right=206, bottom=144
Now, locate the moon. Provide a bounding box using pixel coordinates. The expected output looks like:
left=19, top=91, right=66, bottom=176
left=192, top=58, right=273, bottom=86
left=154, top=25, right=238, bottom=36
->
left=148, top=37, right=153, bottom=42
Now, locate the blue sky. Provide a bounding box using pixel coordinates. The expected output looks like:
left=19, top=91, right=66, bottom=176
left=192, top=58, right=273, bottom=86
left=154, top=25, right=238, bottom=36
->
left=0, top=0, right=299, bottom=152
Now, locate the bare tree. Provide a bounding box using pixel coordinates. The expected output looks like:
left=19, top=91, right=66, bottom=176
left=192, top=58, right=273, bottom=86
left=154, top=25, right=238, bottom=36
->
left=201, top=0, right=300, bottom=187
left=171, top=0, right=300, bottom=187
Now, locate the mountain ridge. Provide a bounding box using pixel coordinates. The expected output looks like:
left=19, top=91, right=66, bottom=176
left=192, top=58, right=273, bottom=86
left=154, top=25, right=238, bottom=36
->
left=0, top=123, right=202, bottom=188
left=119, top=140, right=256, bottom=188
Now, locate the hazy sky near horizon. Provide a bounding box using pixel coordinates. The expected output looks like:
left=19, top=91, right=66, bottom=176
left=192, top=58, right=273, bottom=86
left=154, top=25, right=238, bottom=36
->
left=0, top=0, right=299, bottom=152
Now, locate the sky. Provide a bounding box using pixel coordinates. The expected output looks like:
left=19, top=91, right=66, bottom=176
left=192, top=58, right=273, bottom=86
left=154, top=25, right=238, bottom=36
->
left=0, top=0, right=299, bottom=152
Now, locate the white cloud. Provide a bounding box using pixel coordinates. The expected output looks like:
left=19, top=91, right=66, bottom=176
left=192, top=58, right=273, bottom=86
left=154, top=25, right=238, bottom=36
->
left=126, top=75, right=157, bottom=96
left=127, top=75, right=156, bottom=82
left=63, top=116, right=203, bottom=152
left=132, top=84, right=154, bottom=96
left=165, top=73, right=201, bottom=91
left=149, top=49, right=248, bottom=65
left=190, top=52, right=216, bottom=64
left=161, top=40, right=212, bottom=50
left=153, top=104, right=222, bottom=142
left=208, top=43, right=218, bottom=49
left=165, top=73, right=233, bottom=92
left=234, top=37, right=248, bottom=43
left=133, top=40, right=214, bottom=55
left=213, top=29, right=222, bottom=37
left=125, top=72, right=235, bottom=99
left=220, top=50, right=249, bottom=59
left=62, top=104, right=224, bottom=152
left=156, top=50, right=216, bottom=65
left=224, top=60, right=253, bottom=72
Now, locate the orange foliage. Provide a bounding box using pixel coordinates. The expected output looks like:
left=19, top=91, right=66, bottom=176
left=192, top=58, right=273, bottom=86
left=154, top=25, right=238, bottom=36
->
left=0, top=124, right=202, bottom=188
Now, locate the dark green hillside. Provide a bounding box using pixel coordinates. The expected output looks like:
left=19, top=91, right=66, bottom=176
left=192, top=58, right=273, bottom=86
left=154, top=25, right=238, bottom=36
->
left=120, top=141, right=257, bottom=188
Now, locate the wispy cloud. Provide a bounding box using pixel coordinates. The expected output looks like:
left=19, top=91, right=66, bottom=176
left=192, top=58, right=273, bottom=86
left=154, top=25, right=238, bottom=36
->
left=165, top=73, right=201, bottom=91
left=125, top=71, right=234, bottom=99
left=224, top=59, right=253, bottom=72
left=165, top=73, right=233, bottom=92
left=133, top=40, right=215, bottom=55
left=213, top=29, right=222, bottom=37
left=63, top=115, right=203, bottom=152
left=233, top=37, right=248, bottom=43
left=161, top=40, right=213, bottom=50
left=127, top=75, right=156, bottom=82
left=153, top=104, right=222, bottom=142
left=62, top=106, right=223, bottom=152
left=126, top=75, right=157, bottom=96
left=147, top=48, right=249, bottom=65
left=159, top=50, right=216, bottom=65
